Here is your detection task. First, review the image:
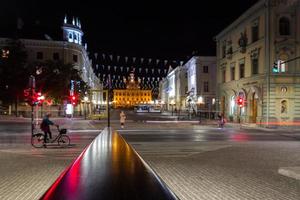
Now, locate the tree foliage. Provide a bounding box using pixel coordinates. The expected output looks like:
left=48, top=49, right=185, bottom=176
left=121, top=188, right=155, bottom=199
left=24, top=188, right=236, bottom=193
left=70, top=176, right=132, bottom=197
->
left=34, top=60, right=89, bottom=104
left=0, top=39, right=31, bottom=104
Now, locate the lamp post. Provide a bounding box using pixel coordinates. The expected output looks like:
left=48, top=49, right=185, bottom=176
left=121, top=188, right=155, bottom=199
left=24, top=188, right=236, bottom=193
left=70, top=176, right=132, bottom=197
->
left=197, top=96, right=204, bottom=123
left=84, top=96, right=88, bottom=120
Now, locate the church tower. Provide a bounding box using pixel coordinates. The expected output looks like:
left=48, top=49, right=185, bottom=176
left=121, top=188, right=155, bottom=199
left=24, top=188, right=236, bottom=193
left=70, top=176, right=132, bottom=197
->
left=62, top=15, right=83, bottom=45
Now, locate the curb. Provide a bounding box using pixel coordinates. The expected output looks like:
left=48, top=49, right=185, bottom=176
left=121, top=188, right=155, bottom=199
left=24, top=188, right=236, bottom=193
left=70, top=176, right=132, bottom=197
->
left=278, top=167, right=300, bottom=180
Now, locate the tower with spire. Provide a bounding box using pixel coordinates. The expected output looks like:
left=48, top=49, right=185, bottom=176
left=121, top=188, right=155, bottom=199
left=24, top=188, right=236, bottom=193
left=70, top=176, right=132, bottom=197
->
left=62, top=15, right=83, bottom=45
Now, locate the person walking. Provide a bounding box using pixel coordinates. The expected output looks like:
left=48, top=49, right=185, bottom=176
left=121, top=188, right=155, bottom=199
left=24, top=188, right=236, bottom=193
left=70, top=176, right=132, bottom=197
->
left=120, top=111, right=126, bottom=129
left=40, top=113, right=57, bottom=147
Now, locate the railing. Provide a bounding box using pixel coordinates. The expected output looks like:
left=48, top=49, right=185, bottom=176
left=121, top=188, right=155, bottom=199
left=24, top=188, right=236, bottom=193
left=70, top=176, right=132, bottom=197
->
left=40, top=127, right=179, bottom=200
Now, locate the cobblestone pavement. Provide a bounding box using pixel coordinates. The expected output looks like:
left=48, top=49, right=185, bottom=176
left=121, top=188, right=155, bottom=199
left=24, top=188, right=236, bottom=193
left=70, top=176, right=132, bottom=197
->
left=0, top=119, right=99, bottom=200
left=1, top=115, right=300, bottom=200
left=123, top=132, right=300, bottom=200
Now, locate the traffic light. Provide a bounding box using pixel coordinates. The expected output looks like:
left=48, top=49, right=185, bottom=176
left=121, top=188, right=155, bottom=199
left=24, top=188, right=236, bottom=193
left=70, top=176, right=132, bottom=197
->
left=237, top=96, right=244, bottom=108
left=34, top=92, right=45, bottom=105
left=70, top=94, right=78, bottom=106
left=272, top=62, right=279, bottom=73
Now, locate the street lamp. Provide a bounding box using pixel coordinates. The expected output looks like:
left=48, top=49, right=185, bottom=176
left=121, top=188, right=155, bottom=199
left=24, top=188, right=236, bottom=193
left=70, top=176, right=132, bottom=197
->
left=170, top=100, right=175, bottom=116
left=197, top=96, right=204, bottom=123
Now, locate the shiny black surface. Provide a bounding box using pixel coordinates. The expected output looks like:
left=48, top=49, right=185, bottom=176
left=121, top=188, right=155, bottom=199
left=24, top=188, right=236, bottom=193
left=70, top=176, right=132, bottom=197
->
left=41, top=128, right=179, bottom=200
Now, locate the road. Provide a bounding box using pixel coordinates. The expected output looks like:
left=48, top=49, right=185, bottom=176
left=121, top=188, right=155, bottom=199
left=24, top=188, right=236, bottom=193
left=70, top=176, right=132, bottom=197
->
left=0, top=110, right=300, bottom=199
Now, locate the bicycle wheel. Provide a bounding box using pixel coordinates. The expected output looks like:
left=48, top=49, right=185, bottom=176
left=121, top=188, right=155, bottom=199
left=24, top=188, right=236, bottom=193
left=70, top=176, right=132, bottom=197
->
left=58, top=135, right=70, bottom=147
left=31, top=133, right=44, bottom=148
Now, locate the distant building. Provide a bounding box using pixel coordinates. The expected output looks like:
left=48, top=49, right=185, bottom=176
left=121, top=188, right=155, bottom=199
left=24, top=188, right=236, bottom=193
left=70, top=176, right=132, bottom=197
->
left=215, top=0, right=300, bottom=125
left=185, top=56, right=217, bottom=117
left=113, top=72, right=152, bottom=108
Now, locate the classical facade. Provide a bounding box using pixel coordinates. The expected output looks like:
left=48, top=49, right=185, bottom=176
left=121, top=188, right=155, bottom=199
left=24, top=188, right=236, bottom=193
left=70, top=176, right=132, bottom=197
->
left=216, top=0, right=300, bottom=125
left=113, top=72, right=152, bottom=108
left=185, top=56, right=217, bottom=116
left=0, top=16, right=102, bottom=116
left=161, top=66, right=188, bottom=112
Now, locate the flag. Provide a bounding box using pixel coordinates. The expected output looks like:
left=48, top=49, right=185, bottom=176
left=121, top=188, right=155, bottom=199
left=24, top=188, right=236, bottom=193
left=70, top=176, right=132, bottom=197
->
left=133, top=57, right=136, bottom=63
left=117, top=56, right=120, bottom=62
left=152, top=69, right=154, bottom=73
left=164, top=60, right=168, bottom=65
left=156, top=59, right=160, bottom=65
left=125, top=57, right=128, bottom=63
left=141, top=58, right=144, bottom=63
left=148, top=58, right=152, bottom=64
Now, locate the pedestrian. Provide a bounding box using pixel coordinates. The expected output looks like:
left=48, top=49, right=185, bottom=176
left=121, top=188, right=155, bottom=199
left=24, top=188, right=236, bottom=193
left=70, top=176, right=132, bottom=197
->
left=217, top=113, right=226, bottom=128
left=40, top=113, right=57, bottom=147
left=120, top=111, right=126, bottom=129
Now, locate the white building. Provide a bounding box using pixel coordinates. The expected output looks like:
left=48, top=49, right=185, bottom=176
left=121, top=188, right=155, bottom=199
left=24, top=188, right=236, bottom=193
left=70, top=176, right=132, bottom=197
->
left=185, top=56, right=217, bottom=118
left=0, top=16, right=102, bottom=116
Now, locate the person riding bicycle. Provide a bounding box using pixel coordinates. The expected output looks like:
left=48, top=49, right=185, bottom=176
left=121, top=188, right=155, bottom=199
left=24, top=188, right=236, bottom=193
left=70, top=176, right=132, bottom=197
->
left=40, top=113, right=57, bottom=146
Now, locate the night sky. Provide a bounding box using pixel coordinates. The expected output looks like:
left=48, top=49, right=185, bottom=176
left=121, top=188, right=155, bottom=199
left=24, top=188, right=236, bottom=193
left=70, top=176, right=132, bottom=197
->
left=1, top=0, right=259, bottom=60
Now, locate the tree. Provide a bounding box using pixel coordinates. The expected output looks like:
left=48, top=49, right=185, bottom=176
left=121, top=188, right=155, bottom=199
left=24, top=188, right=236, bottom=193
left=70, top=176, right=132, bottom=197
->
left=34, top=60, right=89, bottom=105
left=0, top=39, right=31, bottom=116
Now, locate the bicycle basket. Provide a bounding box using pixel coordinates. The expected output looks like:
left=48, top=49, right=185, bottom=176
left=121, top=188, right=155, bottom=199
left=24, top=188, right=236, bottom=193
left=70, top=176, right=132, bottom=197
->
left=59, top=129, right=67, bottom=134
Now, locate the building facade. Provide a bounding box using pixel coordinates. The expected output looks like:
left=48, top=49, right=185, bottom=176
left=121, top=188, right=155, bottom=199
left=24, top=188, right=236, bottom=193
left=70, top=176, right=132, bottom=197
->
left=185, top=56, right=217, bottom=117
left=113, top=72, right=152, bottom=108
left=216, top=0, right=300, bottom=125
left=0, top=16, right=102, bottom=116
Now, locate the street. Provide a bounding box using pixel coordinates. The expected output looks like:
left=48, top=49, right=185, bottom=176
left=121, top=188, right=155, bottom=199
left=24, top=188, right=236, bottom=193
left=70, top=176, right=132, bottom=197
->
left=0, top=110, right=300, bottom=199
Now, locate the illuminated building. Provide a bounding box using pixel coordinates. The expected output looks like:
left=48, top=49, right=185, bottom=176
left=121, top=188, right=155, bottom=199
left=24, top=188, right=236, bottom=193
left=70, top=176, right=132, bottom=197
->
left=113, top=72, right=152, bottom=108
left=185, top=56, right=217, bottom=117
left=216, top=0, right=300, bottom=126
left=0, top=16, right=101, bottom=116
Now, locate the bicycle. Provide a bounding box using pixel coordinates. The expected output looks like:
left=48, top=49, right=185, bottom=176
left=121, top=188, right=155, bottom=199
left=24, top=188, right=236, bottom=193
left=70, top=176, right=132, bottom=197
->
left=31, top=125, right=70, bottom=148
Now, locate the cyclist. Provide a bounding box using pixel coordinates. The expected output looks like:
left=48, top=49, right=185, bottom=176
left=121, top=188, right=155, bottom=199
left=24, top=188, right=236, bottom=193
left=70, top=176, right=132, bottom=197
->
left=40, top=113, right=58, bottom=147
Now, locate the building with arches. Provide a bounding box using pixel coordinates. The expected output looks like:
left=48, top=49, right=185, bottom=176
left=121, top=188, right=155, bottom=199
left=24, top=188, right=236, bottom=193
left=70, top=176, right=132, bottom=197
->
left=216, top=0, right=300, bottom=126
left=113, top=72, right=152, bottom=108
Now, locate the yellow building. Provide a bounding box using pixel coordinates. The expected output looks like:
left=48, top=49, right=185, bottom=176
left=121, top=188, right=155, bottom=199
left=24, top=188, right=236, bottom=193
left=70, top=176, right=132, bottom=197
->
left=113, top=72, right=152, bottom=108
left=216, top=0, right=300, bottom=126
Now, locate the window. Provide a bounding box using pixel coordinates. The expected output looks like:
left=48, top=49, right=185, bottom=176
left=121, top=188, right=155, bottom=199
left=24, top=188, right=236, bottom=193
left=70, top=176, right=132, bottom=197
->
left=222, top=69, right=226, bottom=83
left=252, top=21, right=259, bottom=42
left=203, top=66, right=208, bottom=73
left=239, top=63, right=245, bottom=79
left=37, top=52, right=43, bottom=60
left=279, top=17, right=290, bottom=36
left=222, top=43, right=226, bottom=58
left=53, top=52, right=59, bottom=60
left=230, top=65, right=235, bottom=81
left=204, top=81, right=209, bottom=92
left=69, top=33, right=72, bottom=39
left=252, top=58, right=259, bottom=75
left=73, top=54, right=78, bottom=62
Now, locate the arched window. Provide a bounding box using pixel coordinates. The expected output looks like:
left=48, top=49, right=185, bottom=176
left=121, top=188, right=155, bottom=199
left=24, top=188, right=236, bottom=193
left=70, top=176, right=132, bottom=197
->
left=279, top=17, right=290, bottom=36
left=230, top=96, right=236, bottom=115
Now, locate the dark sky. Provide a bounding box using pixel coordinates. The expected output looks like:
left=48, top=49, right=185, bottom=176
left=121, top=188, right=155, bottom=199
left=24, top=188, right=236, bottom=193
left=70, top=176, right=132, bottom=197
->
left=0, top=0, right=259, bottom=60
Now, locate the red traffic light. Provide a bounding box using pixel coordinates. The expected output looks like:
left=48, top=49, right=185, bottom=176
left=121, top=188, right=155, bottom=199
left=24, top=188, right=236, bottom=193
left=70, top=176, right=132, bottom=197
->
left=237, top=97, right=244, bottom=107
left=70, top=94, right=78, bottom=106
